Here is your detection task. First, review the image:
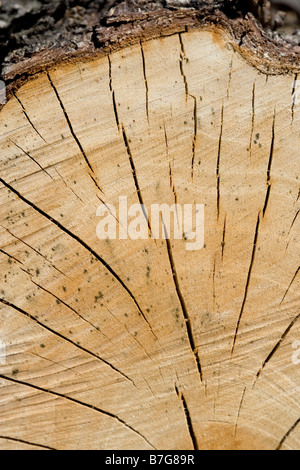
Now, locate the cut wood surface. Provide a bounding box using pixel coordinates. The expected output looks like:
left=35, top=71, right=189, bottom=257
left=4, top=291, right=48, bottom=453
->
left=0, top=1, right=300, bottom=450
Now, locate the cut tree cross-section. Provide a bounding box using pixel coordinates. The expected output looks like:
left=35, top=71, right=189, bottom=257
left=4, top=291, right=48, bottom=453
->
left=0, top=0, right=299, bottom=451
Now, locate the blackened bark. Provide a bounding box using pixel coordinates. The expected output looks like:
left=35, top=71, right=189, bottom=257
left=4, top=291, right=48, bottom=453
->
left=0, top=1, right=110, bottom=77
left=0, top=0, right=299, bottom=83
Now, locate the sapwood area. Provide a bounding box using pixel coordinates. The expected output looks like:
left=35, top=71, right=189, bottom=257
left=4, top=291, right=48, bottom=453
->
left=0, top=0, right=299, bottom=450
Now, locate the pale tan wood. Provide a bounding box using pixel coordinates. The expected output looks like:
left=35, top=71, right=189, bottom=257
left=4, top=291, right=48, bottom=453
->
left=0, top=28, right=299, bottom=450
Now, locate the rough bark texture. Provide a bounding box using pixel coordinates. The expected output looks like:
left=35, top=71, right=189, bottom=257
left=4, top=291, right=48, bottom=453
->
left=0, top=0, right=300, bottom=81
left=0, top=1, right=283, bottom=71
left=0, top=0, right=299, bottom=104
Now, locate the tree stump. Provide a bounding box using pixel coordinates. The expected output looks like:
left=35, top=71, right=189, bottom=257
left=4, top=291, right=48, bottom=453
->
left=0, top=0, right=299, bottom=450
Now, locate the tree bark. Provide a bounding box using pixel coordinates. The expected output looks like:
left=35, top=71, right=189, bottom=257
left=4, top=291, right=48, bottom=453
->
left=0, top=0, right=299, bottom=451
left=1, top=0, right=299, bottom=83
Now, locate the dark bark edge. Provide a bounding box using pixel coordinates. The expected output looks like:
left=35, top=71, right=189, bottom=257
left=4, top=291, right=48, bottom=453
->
left=1, top=3, right=300, bottom=107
